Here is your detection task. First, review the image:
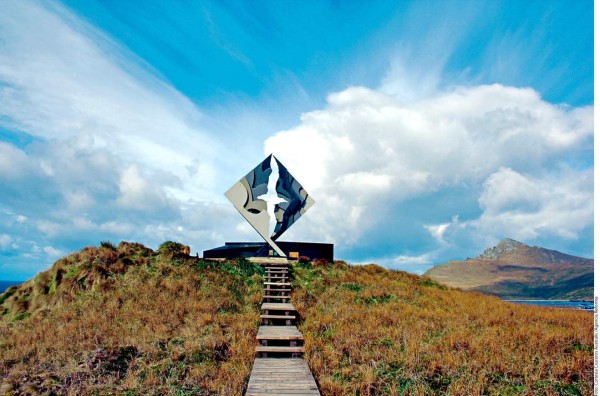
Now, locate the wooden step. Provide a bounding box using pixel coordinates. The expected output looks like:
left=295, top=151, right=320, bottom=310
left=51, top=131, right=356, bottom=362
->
left=260, top=314, right=296, bottom=320
left=262, top=302, right=295, bottom=311
left=255, top=346, right=304, bottom=353
left=245, top=358, right=320, bottom=396
left=263, top=295, right=290, bottom=299
left=264, top=288, right=291, bottom=292
left=257, top=326, right=303, bottom=341
left=264, top=282, right=291, bottom=286
left=263, top=298, right=291, bottom=303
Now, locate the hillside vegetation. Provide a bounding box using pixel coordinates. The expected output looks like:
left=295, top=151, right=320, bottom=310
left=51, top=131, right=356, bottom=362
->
left=1, top=245, right=593, bottom=395
left=0, top=242, right=264, bottom=395
left=293, top=262, right=593, bottom=395
left=424, top=239, right=593, bottom=300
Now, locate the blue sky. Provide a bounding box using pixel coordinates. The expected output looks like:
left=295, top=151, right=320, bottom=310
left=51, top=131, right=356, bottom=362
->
left=0, top=0, right=593, bottom=280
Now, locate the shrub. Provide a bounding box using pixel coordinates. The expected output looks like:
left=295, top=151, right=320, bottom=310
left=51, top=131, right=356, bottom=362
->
left=0, top=286, right=17, bottom=304
left=157, top=241, right=190, bottom=260
left=99, top=241, right=117, bottom=251
left=234, top=257, right=264, bottom=277
left=313, top=258, right=331, bottom=268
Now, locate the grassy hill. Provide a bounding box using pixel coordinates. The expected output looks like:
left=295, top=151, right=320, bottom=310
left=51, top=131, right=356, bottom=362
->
left=0, top=242, right=264, bottom=395
left=0, top=243, right=594, bottom=395
left=293, top=262, right=593, bottom=395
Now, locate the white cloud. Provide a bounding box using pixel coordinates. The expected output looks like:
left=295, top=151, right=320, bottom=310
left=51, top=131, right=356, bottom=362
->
left=117, top=164, right=174, bottom=212
left=43, top=246, right=62, bottom=257
left=425, top=222, right=451, bottom=244
left=0, top=1, right=592, bottom=279
left=0, top=1, right=253, bottom=278
left=0, top=234, right=12, bottom=250
left=265, top=84, right=593, bottom=264
left=471, top=167, right=593, bottom=241
left=0, top=1, right=224, bottom=202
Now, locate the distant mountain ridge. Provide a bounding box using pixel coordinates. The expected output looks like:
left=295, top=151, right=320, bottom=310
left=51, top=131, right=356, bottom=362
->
left=424, top=238, right=593, bottom=300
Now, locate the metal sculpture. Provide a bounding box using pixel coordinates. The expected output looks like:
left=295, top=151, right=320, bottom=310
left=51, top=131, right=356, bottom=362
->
left=225, top=154, right=314, bottom=257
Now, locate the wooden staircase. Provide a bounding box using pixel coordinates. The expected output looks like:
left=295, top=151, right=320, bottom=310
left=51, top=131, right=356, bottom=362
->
left=245, top=259, right=320, bottom=396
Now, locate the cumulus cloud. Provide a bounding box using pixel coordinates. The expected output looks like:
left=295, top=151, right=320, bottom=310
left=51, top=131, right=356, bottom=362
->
left=472, top=167, right=593, bottom=242
left=265, top=84, right=593, bottom=264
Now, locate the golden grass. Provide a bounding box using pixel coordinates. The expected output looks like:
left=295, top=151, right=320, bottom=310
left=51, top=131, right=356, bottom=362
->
left=1, top=249, right=592, bottom=395
left=292, top=263, right=593, bottom=396
left=0, top=243, right=263, bottom=395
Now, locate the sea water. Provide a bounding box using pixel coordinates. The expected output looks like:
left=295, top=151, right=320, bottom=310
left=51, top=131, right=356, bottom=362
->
left=506, top=300, right=594, bottom=311
left=0, top=280, right=22, bottom=294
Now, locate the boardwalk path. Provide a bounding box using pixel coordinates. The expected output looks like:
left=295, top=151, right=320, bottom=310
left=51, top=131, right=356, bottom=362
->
left=245, top=259, right=320, bottom=396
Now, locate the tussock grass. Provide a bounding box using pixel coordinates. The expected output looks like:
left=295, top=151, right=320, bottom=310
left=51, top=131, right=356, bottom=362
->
left=0, top=242, right=263, bottom=395
left=293, top=263, right=593, bottom=395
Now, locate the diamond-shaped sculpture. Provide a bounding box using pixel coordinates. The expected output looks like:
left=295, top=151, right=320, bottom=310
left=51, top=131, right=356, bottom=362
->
left=225, top=154, right=314, bottom=257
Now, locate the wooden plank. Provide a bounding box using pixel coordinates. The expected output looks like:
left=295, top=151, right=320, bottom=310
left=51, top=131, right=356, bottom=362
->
left=260, top=314, right=295, bottom=320
left=247, top=378, right=315, bottom=383
left=250, top=370, right=310, bottom=373
left=257, top=326, right=303, bottom=340
left=246, top=390, right=320, bottom=396
left=261, top=302, right=295, bottom=311
left=249, top=257, right=291, bottom=265
left=248, top=386, right=317, bottom=391
left=246, top=358, right=320, bottom=396
left=255, top=346, right=304, bottom=353
left=264, top=282, right=292, bottom=286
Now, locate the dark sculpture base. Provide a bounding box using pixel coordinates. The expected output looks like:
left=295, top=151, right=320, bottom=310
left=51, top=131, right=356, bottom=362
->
left=203, top=241, right=333, bottom=262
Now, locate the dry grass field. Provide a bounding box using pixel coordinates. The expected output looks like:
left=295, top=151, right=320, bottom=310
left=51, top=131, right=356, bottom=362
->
left=292, top=262, right=593, bottom=396
left=0, top=242, right=263, bottom=395
left=1, top=248, right=593, bottom=395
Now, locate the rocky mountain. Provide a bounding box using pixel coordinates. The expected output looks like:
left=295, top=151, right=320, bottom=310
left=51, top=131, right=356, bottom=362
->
left=424, top=238, right=593, bottom=300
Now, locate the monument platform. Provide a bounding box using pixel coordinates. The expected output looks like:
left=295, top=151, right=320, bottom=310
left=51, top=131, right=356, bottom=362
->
left=203, top=241, right=333, bottom=262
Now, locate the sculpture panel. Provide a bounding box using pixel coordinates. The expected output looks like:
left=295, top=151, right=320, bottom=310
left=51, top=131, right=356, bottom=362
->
left=225, top=155, right=314, bottom=257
